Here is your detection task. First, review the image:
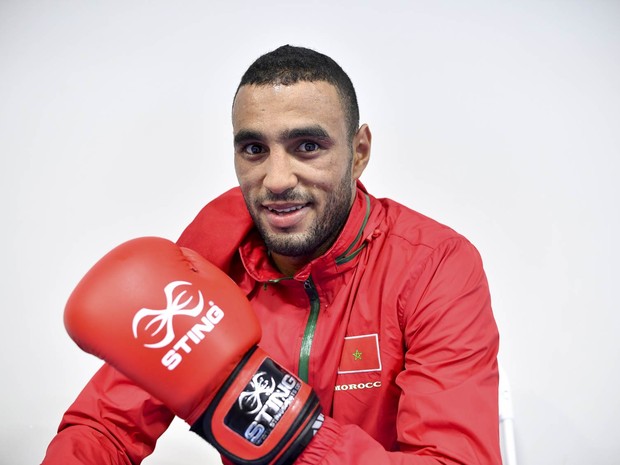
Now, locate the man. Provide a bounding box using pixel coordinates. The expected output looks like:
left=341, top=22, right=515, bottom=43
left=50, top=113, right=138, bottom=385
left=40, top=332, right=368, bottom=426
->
left=42, top=45, right=501, bottom=464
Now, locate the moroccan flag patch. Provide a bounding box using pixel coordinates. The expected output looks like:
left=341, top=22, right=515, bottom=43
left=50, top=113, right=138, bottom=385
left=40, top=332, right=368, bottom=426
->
left=338, top=334, right=382, bottom=374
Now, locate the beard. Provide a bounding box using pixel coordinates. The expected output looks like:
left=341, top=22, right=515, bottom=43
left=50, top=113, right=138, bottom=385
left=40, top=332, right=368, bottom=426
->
left=244, top=167, right=354, bottom=259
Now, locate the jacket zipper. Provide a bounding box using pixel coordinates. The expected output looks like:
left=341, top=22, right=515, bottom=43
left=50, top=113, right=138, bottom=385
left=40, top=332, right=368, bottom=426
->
left=299, top=276, right=320, bottom=383
left=270, top=194, right=370, bottom=381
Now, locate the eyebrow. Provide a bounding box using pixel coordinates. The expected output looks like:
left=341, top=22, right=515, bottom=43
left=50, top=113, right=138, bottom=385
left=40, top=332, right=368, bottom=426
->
left=281, top=126, right=330, bottom=141
left=234, top=130, right=263, bottom=146
left=233, top=125, right=332, bottom=146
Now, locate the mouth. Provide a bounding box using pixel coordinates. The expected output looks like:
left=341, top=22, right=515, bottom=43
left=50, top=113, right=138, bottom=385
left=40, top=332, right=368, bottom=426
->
left=261, top=202, right=310, bottom=229
left=265, top=204, right=307, bottom=215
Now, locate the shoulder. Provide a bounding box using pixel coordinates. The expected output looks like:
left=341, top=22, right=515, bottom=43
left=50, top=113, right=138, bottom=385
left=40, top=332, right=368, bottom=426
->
left=374, top=196, right=470, bottom=252
left=367, top=195, right=486, bottom=295
left=371, top=197, right=492, bottom=331
left=177, top=187, right=254, bottom=270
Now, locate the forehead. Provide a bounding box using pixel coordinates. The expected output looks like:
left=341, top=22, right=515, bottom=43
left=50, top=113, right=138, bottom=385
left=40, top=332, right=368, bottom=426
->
left=232, top=81, right=347, bottom=135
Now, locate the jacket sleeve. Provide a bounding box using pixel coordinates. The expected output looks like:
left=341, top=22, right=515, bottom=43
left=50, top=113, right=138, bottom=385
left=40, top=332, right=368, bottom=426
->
left=41, top=363, right=175, bottom=464
left=296, top=237, right=502, bottom=465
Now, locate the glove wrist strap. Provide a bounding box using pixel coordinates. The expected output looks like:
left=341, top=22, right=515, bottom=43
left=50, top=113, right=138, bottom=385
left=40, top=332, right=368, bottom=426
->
left=191, top=347, right=323, bottom=465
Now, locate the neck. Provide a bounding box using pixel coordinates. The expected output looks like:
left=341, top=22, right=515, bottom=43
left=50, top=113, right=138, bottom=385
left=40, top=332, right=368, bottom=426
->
left=270, top=252, right=310, bottom=277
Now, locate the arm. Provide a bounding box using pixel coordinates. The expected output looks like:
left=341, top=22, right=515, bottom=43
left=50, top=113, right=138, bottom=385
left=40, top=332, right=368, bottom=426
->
left=296, top=238, right=501, bottom=464
left=41, top=363, right=175, bottom=464
left=58, top=237, right=322, bottom=465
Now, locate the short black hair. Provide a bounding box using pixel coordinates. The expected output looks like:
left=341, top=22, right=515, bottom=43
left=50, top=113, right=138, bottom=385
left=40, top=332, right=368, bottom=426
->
left=236, top=45, right=360, bottom=142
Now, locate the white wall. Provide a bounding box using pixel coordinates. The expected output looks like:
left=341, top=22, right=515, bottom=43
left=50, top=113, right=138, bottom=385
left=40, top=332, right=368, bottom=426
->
left=1, top=1, right=618, bottom=464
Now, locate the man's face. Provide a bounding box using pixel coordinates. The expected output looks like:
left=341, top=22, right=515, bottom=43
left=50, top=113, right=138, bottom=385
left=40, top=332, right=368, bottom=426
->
left=232, top=81, right=366, bottom=265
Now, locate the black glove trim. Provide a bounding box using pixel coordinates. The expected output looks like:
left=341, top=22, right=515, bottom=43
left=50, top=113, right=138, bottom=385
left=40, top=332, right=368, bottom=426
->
left=191, top=346, right=322, bottom=465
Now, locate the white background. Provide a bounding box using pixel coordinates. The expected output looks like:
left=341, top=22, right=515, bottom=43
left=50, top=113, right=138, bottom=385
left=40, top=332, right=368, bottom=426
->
left=1, top=1, right=619, bottom=464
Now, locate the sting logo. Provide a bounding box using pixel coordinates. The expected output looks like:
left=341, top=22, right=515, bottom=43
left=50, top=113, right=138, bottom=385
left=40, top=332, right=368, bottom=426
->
left=132, top=281, right=225, bottom=370
left=224, top=359, right=301, bottom=446
left=238, top=372, right=277, bottom=415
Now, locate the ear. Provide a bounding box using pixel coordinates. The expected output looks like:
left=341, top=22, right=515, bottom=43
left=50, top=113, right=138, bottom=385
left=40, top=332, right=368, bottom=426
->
left=351, top=124, right=372, bottom=180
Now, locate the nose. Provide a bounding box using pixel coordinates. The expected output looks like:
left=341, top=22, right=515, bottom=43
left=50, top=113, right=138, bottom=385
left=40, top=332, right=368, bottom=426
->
left=262, top=150, right=298, bottom=194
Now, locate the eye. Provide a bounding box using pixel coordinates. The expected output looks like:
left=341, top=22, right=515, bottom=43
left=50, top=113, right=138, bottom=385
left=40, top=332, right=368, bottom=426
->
left=242, top=144, right=266, bottom=156
left=297, top=141, right=320, bottom=152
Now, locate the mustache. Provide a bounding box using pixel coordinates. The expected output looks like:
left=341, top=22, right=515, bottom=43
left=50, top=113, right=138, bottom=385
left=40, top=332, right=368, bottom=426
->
left=258, top=189, right=312, bottom=204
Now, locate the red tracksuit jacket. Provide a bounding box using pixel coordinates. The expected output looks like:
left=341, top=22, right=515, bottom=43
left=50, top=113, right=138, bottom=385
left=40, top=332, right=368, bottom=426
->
left=42, top=183, right=501, bottom=464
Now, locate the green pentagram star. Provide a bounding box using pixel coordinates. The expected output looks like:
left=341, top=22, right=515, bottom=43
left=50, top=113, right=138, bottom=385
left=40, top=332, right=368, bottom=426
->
left=352, top=349, right=363, bottom=361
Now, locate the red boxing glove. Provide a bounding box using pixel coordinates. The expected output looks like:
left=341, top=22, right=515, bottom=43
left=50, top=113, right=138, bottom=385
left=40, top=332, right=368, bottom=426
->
left=64, top=237, right=323, bottom=465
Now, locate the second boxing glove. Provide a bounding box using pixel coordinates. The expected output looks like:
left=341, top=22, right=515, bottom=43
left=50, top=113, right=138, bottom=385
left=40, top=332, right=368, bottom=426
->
left=64, top=236, right=323, bottom=465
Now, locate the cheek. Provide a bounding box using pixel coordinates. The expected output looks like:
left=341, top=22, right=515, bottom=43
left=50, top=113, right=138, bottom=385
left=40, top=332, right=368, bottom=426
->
left=234, top=160, right=260, bottom=189
left=306, top=156, right=349, bottom=185
left=233, top=157, right=243, bottom=181
left=320, top=161, right=353, bottom=190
